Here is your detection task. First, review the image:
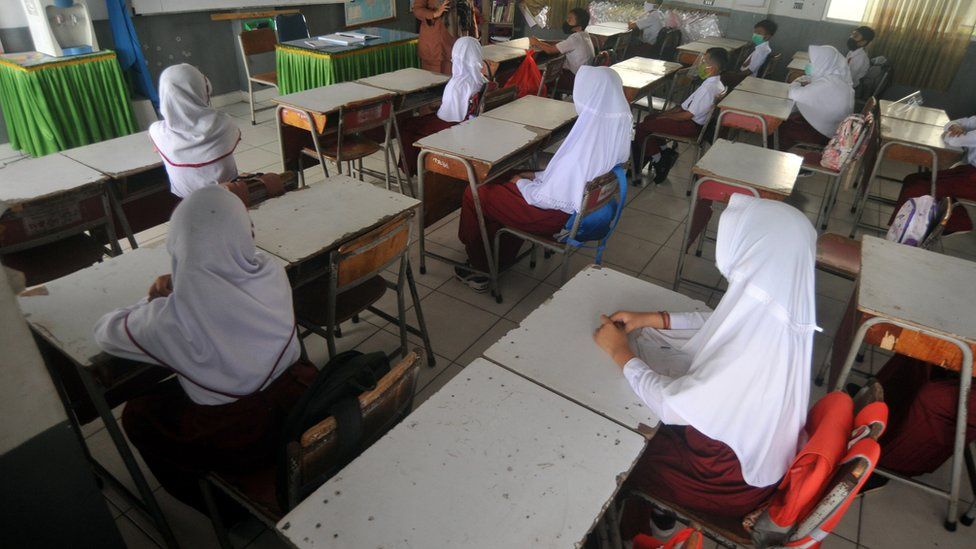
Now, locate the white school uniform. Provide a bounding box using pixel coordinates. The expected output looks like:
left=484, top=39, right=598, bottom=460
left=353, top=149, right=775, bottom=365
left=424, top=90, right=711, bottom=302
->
left=944, top=116, right=976, bottom=166
left=789, top=45, right=854, bottom=138
left=846, top=48, right=870, bottom=87
left=635, top=7, right=667, bottom=44
left=743, top=40, right=771, bottom=76
left=682, top=75, right=726, bottom=126
left=557, top=30, right=596, bottom=74
left=623, top=194, right=817, bottom=488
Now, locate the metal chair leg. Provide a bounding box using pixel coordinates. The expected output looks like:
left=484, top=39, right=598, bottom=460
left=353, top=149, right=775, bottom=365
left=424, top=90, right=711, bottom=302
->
left=248, top=81, right=256, bottom=126
left=406, top=261, right=436, bottom=367
left=199, top=479, right=234, bottom=549
left=395, top=260, right=409, bottom=358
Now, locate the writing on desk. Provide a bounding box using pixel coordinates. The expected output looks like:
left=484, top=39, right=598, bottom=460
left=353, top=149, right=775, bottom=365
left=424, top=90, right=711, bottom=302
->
left=432, top=157, right=450, bottom=169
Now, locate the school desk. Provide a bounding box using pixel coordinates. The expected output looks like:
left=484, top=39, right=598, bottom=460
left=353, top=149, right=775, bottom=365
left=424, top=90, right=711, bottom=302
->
left=0, top=50, right=137, bottom=157
left=276, top=357, right=646, bottom=549
left=610, top=65, right=674, bottom=104
left=494, top=36, right=534, bottom=51
left=736, top=76, right=791, bottom=99
left=481, top=94, right=578, bottom=134
left=356, top=67, right=450, bottom=114
left=414, top=116, right=548, bottom=298
left=613, top=56, right=683, bottom=77
left=879, top=99, right=951, bottom=127
left=850, top=118, right=963, bottom=235
left=793, top=50, right=810, bottom=61
left=485, top=265, right=710, bottom=434
left=61, top=131, right=174, bottom=250
left=830, top=236, right=976, bottom=531
left=786, top=57, right=807, bottom=83
left=675, top=40, right=735, bottom=66
left=716, top=89, right=796, bottom=149
left=481, top=43, right=530, bottom=78
left=587, top=24, right=632, bottom=50
left=275, top=27, right=419, bottom=94
left=699, top=35, right=750, bottom=50
left=17, top=240, right=179, bottom=547
left=678, top=139, right=801, bottom=290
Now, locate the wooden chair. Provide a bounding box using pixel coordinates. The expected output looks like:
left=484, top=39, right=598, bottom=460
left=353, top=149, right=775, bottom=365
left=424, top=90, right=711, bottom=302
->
left=478, top=84, right=518, bottom=115
left=592, top=49, right=614, bottom=67
left=613, top=30, right=634, bottom=62
left=292, top=210, right=435, bottom=366
left=655, top=27, right=682, bottom=62
left=760, top=52, right=782, bottom=79
left=238, top=28, right=279, bottom=125
left=199, top=351, right=423, bottom=548
left=537, top=55, right=567, bottom=98
left=632, top=65, right=694, bottom=124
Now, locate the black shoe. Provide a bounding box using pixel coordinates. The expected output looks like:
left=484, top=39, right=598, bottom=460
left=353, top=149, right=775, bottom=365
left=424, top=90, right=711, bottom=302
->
left=653, top=148, right=679, bottom=184
left=454, top=266, right=490, bottom=293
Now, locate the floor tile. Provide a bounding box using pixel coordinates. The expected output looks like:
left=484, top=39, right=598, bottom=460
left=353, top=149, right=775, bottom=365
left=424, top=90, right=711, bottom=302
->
left=615, top=208, right=682, bottom=245
left=503, top=280, right=560, bottom=324
left=235, top=147, right=281, bottom=173
left=412, top=291, right=501, bottom=361
left=859, top=479, right=976, bottom=549
left=412, top=362, right=465, bottom=406
left=438, top=267, right=541, bottom=317
left=628, top=190, right=691, bottom=222
left=456, top=317, right=519, bottom=366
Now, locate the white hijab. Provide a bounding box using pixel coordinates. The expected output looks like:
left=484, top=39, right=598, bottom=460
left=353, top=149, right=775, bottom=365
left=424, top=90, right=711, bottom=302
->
left=149, top=64, right=241, bottom=167
left=789, top=45, right=855, bottom=137
left=643, top=195, right=817, bottom=487
left=122, top=186, right=299, bottom=402
left=437, top=37, right=486, bottom=123
left=516, top=66, right=632, bottom=214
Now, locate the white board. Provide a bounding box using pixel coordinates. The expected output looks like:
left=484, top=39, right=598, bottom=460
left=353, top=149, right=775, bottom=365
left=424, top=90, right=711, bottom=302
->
left=131, top=0, right=343, bottom=16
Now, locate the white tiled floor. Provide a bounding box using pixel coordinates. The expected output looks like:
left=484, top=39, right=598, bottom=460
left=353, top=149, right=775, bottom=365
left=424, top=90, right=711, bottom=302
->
left=82, top=100, right=976, bottom=548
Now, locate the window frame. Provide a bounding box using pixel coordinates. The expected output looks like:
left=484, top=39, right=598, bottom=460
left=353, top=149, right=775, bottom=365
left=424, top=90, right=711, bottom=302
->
left=822, top=0, right=869, bottom=24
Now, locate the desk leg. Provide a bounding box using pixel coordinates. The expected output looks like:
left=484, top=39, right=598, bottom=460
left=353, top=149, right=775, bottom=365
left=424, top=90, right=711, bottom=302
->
left=850, top=143, right=888, bottom=238
left=100, top=192, right=124, bottom=257
left=674, top=178, right=700, bottom=290
left=106, top=185, right=136, bottom=252
left=417, top=152, right=428, bottom=275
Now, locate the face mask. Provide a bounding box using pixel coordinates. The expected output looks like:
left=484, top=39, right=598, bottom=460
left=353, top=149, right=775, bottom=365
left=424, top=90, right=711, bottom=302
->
left=698, top=63, right=711, bottom=80
left=804, top=63, right=813, bottom=76
left=562, top=22, right=574, bottom=34
left=751, top=33, right=765, bottom=46
left=847, top=38, right=860, bottom=51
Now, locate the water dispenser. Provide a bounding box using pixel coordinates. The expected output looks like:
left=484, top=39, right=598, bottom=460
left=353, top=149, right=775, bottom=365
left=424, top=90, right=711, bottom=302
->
left=21, top=0, right=100, bottom=57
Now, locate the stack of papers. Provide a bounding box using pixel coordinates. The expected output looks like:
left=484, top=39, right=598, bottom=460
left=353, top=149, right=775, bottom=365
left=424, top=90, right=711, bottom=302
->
left=313, top=32, right=381, bottom=46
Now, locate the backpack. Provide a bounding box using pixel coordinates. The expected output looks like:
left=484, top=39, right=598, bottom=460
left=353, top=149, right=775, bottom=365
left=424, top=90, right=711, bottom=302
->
left=886, top=195, right=937, bottom=246
left=820, top=113, right=871, bottom=172
left=556, top=165, right=628, bottom=258
left=276, top=350, right=391, bottom=509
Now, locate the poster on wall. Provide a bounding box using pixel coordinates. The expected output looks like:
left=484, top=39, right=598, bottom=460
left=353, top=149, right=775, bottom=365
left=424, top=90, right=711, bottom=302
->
left=344, top=0, right=397, bottom=28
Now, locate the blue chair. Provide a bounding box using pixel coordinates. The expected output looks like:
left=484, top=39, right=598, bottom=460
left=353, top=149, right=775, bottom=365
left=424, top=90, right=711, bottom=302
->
left=276, top=13, right=310, bottom=43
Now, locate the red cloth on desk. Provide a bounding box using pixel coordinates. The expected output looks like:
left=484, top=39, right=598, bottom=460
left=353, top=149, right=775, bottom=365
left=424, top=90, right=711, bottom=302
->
left=876, top=354, right=976, bottom=477
left=888, top=164, right=976, bottom=235
left=457, top=178, right=569, bottom=273
left=633, top=114, right=701, bottom=165
left=777, top=113, right=828, bottom=152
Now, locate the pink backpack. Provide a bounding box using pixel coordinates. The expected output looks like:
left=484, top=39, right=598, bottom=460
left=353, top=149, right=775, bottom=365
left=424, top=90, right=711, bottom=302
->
left=887, top=195, right=937, bottom=246
left=820, top=113, right=872, bottom=171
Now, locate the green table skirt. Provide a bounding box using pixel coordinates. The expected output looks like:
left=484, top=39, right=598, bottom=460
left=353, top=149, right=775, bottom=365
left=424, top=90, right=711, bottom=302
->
left=276, top=41, right=420, bottom=95
left=0, top=51, right=137, bottom=157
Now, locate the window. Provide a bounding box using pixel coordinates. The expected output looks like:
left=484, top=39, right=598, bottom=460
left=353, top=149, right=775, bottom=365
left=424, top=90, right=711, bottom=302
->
left=824, top=0, right=869, bottom=23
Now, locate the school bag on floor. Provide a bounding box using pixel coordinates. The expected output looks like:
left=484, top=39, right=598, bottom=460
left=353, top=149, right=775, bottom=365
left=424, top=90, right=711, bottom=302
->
left=820, top=113, right=872, bottom=172
left=887, top=195, right=937, bottom=246
left=504, top=49, right=544, bottom=98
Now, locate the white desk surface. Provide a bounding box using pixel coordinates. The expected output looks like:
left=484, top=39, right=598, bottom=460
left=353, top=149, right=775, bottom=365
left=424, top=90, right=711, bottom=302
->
left=880, top=118, right=963, bottom=153
left=273, top=82, right=392, bottom=114
left=60, top=131, right=162, bottom=179
left=793, top=51, right=810, bottom=61
left=588, top=25, right=629, bottom=38
left=18, top=240, right=172, bottom=367
left=481, top=95, right=578, bottom=132
left=485, top=266, right=710, bottom=433
left=277, top=358, right=646, bottom=549
left=356, top=68, right=449, bottom=95
left=593, top=21, right=630, bottom=30
left=678, top=41, right=732, bottom=54
left=611, top=66, right=666, bottom=94
left=693, top=139, right=801, bottom=197
left=880, top=100, right=951, bottom=128
left=250, top=175, right=419, bottom=265
left=699, top=35, right=749, bottom=50
left=787, top=57, right=806, bottom=71
left=718, top=89, right=795, bottom=121
left=494, top=37, right=533, bottom=51
left=0, top=153, right=107, bottom=206
left=415, top=116, right=547, bottom=165
left=482, top=43, right=526, bottom=63
left=736, top=76, right=791, bottom=99
left=613, top=57, right=682, bottom=76
left=859, top=236, right=976, bottom=344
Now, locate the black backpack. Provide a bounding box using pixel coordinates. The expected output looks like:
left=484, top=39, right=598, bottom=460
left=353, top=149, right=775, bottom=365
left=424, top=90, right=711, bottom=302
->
left=276, top=350, right=391, bottom=510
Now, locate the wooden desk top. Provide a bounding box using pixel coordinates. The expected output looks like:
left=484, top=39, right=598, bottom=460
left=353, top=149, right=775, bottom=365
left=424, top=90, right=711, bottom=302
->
left=356, top=68, right=449, bottom=95
left=60, top=131, right=163, bottom=179
left=859, top=236, right=976, bottom=344
left=613, top=56, right=682, bottom=76
left=18, top=240, right=172, bottom=368
left=880, top=100, right=951, bottom=128
left=485, top=266, right=710, bottom=432
left=699, top=35, right=749, bottom=50
left=273, top=82, right=393, bottom=115
left=250, top=176, right=419, bottom=265
left=736, top=76, right=791, bottom=100
left=415, top=116, right=547, bottom=166
left=482, top=44, right=526, bottom=64
left=610, top=66, right=667, bottom=99
left=718, top=89, right=795, bottom=121
left=481, top=95, right=578, bottom=132
left=0, top=154, right=106, bottom=206
left=880, top=118, right=963, bottom=153
left=692, top=139, right=801, bottom=198
left=277, top=358, right=646, bottom=549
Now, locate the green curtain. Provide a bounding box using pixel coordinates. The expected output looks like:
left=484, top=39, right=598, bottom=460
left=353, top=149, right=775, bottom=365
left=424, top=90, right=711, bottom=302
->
left=276, top=41, right=420, bottom=95
left=0, top=52, right=137, bottom=157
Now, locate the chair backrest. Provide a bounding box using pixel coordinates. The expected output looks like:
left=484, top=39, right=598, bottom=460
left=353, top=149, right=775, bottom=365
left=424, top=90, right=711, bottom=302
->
left=275, top=13, right=309, bottom=42
left=655, top=27, right=682, bottom=62
left=478, top=84, right=517, bottom=115
left=559, top=165, right=627, bottom=261
left=538, top=55, right=567, bottom=96
left=338, top=94, right=396, bottom=134
left=592, top=50, right=613, bottom=67
left=239, top=27, right=277, bottom=60
left=698, top=90, right=727, bottom=145
left=760, top=52, right=782, bottom=79
left=614, top=30, right=634, bottom=61
left=921, top=196, right=954, bottom=249
left=285, top=350, right=421, bottom=510
left=333, top=210, right=413, bottom=291
left=859, top=96, right=877, bottom=118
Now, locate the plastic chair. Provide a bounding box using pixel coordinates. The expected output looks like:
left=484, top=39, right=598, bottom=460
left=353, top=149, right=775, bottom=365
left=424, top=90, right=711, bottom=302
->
left=198, top=351, right=422, bottom=549
left=478, top=84, right=518, bottom=115
left=292, top=210, right=435, bottom=366
left=275, top=13, right=309, bottom=43
left=493, top=165, right=627, bottom=302
left=238, top=28, right=279, bottom=125
left=537, top=55, right=567, bottom=98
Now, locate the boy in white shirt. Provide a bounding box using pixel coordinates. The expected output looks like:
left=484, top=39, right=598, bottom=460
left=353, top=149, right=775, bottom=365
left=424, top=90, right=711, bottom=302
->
left=846, top=26, right=875, bottom=89
left=529, top=7, right=596, bottom=91
left=633, top=47, right=729, bottom=183
left=629, top=1, right=667, bottom=50
left=724, top=19, right=777, bottom=90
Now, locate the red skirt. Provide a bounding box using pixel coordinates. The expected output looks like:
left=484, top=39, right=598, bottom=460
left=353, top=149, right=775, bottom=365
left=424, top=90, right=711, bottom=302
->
left=889, top=164, right=976, bottom=234
left=121, top=361, right=316, bottom=512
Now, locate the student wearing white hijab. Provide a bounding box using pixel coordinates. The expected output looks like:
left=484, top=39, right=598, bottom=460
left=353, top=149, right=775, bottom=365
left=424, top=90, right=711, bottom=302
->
left=594, top=195, right=816, bottom=530
left=779, top=45, right=854, bottom=151
left=94, top=186, right=312, bottom=510
left=455, top=66, right=632, bottom=291
left=149, top=64, right=241, bottom=199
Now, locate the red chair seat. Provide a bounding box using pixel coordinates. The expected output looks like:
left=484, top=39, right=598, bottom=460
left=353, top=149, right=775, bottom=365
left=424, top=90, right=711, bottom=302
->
left=816, top=233, right=861, bottom=279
